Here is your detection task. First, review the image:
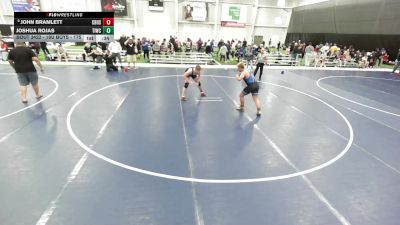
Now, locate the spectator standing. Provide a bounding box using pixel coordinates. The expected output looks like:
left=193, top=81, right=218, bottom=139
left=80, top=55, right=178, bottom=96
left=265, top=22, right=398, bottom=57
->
left=391, top=48, right=400, bottom=73
left=135, top=39, right=142, bottom=59
left=277, top=41, right=281, bottom=52
left=230, top=40, right=236, bottom=60
left=226, top=41, right=231, bottom=60
left=374, top=48, right=382, bottom=66
left=304, top=42, right=314, bottom=66
left=125, top=38, right=137, bottom=69
left=119, top=34, right=128, bottom=50
left=236, top=45, right=244, bottom=62
left=143, top=40, right=150, bottom=61
left=245, top=44, right=254, bottom=68
left=219, top=44, right=228, bottom=62
left=253, top=48, right=268, bottom=80
left=40, top=42, right=50, bottom=56
left=196, top=38, right=203, bottom=52
left=29, top=42, right=40, bottom=55
left=108, top=40, right=122, bottom=66
left=206, top=40, right=212, bottom=55
left=186, top=38, right=192, bottom=52
left=217, top=39, right=224, bottom=50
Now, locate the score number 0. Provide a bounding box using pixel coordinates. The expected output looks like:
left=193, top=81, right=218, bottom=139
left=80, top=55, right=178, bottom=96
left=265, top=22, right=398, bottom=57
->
left=103, top=18, right=114, bottom=26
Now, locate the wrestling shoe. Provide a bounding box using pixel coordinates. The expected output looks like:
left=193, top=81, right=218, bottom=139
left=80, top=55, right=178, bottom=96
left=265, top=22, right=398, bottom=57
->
left=236, top=106, right=244, bottom=112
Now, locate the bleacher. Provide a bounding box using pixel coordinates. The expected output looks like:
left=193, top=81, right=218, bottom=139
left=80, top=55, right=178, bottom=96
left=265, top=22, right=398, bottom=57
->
left=61, top=48, right=214, bottom=65
left=55, top=48, right=128, bottom=62
left=265, top=53, right=300, bottom=66
left=149, top=52, right=214, bottom=65
left=324, top=57, right=358, bottom=68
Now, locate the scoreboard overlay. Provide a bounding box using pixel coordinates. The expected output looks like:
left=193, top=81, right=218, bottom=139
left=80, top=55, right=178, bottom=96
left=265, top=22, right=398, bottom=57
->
left=13, top=12, right=114, bottom=42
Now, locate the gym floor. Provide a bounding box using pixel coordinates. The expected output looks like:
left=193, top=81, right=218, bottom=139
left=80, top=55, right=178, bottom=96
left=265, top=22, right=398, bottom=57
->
left=0, top=65, right=399, bottom=225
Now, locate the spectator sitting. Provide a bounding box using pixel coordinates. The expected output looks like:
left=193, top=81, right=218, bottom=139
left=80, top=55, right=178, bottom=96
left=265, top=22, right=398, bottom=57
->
left=314, top=52, right=326, bottom=68
left=341, top=49, right=351, bottom=67
left=329, top=43, right=339, bottom=56
left=152, top=41, right=161, bottom=54
left=359, top=53, right=369, bottom=68
left=383, top=52, right=389, bottom=64
left=320, top=43, right=330, bottom=56
left=56, top=44, right=68, bottom=62
left=104, top=50, right=118, bottom=72
left=82, top=42, right=94, bottom=62
left=92, top=44, right=104, bottom=70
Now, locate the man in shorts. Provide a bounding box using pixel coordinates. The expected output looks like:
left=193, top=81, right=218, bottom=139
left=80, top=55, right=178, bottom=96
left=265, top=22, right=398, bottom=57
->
left=8, top=42, right=44, bottom=104
left=236, top=62, right=261, bottom=116
left=125, top=38, right=137, bottom=69
left=181, top=65, right=206, bottom=101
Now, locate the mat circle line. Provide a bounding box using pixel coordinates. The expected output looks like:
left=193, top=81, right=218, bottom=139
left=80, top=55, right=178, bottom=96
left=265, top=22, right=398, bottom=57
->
left=0, top=72, right=59, bottom=120
left=317, top=76, right=400, bottom=117
left=67, top=75, right=354, bottom=183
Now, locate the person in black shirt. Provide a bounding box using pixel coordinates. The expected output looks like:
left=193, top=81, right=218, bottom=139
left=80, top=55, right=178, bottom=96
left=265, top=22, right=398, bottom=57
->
left=40, top=42, right=50, bottom=56
left=82, top=42, right=93, bottom=62
left=104, top=50, right=118, bottom=72
left=392, top=48, right=400, bottom=74
left=7, top=42, right=44, bottom=103
left=29, top=42, right=40, bottom=55
left=119, top=34, right=128, bottom=50
left=124, top=38, right=137, bottom=69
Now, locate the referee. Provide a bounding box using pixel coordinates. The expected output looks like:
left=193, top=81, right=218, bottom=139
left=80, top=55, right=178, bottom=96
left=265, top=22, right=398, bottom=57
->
left=8, top=42, right=44, bottom=104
